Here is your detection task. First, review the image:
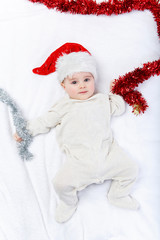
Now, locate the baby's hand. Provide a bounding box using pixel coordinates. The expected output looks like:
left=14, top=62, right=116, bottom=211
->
left=14, top=133, right=23, bottom=142
left=110, top=80, right=115, bottom=91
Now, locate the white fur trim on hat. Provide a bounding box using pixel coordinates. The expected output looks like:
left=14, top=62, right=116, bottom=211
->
left=55, top=52, right=97, bottom=82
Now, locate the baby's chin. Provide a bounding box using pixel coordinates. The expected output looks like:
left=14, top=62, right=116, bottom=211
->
left=71, top=92, right=94, bottom=100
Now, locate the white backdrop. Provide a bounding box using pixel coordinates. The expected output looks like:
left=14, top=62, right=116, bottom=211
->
left=0, top=1, right=160, bottom=240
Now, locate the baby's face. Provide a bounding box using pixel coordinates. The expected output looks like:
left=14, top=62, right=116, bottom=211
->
left=61, top=72, right=95, bottom=100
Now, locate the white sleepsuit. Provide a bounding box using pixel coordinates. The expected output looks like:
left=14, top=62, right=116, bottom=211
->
left=27, top=93, right=139, bottom=223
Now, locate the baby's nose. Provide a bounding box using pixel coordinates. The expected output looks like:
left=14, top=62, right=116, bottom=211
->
left=79, top=82, right=85, bottom=88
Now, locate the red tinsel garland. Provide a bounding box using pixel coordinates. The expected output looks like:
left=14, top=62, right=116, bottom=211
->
left=29, top=0, right=160, bottom=114
left=112, top=59, right=160, bottom=114
left=29, top=0, right=160, bottom=36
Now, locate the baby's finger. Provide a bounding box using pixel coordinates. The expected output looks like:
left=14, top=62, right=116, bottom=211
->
left=18, top=137, right=23, bottom=142
left=14, top=135, right=22, bottom=142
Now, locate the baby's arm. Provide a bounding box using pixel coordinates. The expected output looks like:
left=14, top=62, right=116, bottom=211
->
left=109, top=93, right=125, bottom=116
left=109, top=80, right=125, bottom=116
left=26, top=109, right=61, bottom=137
left=14, top=105, right=61, bottom=142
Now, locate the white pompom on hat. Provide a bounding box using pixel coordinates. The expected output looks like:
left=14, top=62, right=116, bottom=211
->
left=32, top=42, right=97, bottom=82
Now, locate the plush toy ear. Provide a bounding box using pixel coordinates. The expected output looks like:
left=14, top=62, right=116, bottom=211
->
left=0, top=88, right=33, bottom=160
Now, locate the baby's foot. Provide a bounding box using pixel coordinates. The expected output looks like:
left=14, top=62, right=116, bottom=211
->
left=108, top=195, right=140, bottom=210
left=55, top=201, right=77, bottom=223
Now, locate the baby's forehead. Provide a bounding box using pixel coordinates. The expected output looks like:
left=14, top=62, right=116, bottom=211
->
left=68, top=72, right=93, bottom=80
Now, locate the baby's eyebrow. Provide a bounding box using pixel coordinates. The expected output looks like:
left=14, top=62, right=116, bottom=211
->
left=69, top=78, right=77, bottom=81
left=69, top=75, right=92, bottom=81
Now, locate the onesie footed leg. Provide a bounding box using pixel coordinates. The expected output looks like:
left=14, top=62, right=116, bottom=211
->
left=53, top=176, right=79, bottom=223
left=107, top=163, right=140, bottom=210
left=108, top=194, right=140, bottom=210
left=53, top=155, right=92, bottom=222
left=55, top=200, right=77, bottom=223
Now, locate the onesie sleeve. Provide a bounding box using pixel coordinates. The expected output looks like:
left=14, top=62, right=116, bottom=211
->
left=26, top=103, right=62, bottom=137
left=109, top=92, right=125, bottom=116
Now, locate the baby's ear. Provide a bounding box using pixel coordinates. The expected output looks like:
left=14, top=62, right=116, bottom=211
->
left=61, top=82, right=65, bottom=89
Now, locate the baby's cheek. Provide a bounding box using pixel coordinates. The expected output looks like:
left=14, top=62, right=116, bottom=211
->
left=90, top=82, right=95, bottom=92
left=70, top=86, right=78, bottom=95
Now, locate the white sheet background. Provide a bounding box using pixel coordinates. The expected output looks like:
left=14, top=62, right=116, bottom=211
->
left=0, top=1, right=160, bottom=240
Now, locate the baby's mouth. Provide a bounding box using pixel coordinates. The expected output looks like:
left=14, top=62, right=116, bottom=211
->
left=79, top=91, right=88, bottom=94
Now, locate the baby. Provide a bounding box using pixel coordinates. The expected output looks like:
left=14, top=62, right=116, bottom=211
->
left=14, top=43, right=139, bottom=223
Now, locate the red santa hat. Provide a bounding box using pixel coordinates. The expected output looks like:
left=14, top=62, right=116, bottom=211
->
left=33, top=42, right=97, bottom=82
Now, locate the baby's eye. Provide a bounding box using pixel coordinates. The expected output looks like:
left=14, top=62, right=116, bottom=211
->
left=84, top=78, right=90, bottom=82
left=71, top=81, right=77, bottom=84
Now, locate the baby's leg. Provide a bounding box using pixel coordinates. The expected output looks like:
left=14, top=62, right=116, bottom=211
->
left=105, top=141, right=139, bottom=210
left=53, top=166, right=78, bottom=223
left=53, top=159, right=91, bottom=223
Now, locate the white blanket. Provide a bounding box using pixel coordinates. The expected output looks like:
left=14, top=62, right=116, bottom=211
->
left=0, top=1, right=160, bottom=239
